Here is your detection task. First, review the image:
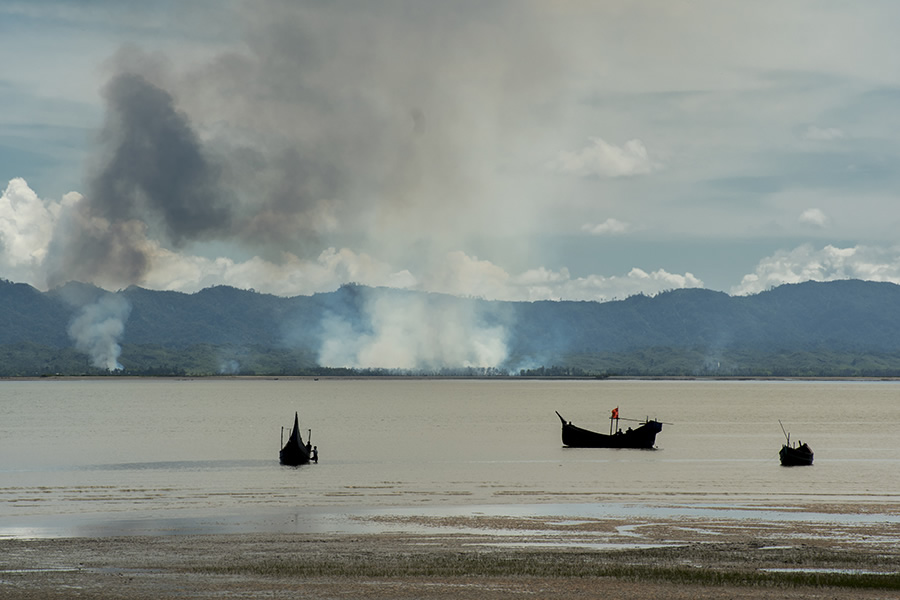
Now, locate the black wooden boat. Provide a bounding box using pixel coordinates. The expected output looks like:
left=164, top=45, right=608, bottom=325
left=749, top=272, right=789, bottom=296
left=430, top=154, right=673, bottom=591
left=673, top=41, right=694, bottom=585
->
left=779, top=442, right=814, bottom=466
left=778, top=420, right=813, bottom=466
left=279, top=412, right=312, bottom=466
left=556, top=410, right=663, bottom=449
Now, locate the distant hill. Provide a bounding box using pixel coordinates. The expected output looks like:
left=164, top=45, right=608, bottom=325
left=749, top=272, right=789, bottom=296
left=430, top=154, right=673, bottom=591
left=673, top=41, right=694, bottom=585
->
left=2, top=278, right=900, bottom=376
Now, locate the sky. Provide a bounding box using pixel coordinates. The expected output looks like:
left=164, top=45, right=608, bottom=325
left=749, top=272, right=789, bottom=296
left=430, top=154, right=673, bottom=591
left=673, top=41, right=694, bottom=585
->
left=4, top=0, right=900, bottom=305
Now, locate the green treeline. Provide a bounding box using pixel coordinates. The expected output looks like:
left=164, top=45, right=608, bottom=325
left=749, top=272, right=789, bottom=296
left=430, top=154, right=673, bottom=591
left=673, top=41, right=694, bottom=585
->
left=5, top=343, right=900, bottom=378
left=6, top=278, right=900, bottom=377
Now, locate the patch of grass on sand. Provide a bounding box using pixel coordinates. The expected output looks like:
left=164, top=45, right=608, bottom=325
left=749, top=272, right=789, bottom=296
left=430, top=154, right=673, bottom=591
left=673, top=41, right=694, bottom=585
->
left=193, top=549, right=900, bottom=591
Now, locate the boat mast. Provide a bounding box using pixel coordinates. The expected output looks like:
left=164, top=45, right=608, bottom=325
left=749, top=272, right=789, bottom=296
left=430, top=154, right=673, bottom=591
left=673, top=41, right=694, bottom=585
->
left=779, top=420, right=790, bottom=446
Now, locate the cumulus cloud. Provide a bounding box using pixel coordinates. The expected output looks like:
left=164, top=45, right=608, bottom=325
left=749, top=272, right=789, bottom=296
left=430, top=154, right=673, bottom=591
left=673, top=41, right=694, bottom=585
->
left=0, top=178, right=60, bottom=283
left=548, top=138, right=658, bottom=178
left=418, top=251, right=511, bottom=300
left=732, top=244, right=900, bottom=295
left=581, top=218, right=630, bottom=235
left=799, top=208, right=828, bottom=228
left=141, top=246, right=418, bottom=297
left=509, top=265, right=703, bottom=302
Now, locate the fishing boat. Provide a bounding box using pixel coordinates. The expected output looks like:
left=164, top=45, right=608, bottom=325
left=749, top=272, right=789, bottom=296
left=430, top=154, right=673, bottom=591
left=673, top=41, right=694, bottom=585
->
left=779, top=421, right=813, bottom=466
left=279, top=412, right=312, bottom=466
left=555, top=408, right=664, bottom=449
left=780, top=442, right=814, bottom=466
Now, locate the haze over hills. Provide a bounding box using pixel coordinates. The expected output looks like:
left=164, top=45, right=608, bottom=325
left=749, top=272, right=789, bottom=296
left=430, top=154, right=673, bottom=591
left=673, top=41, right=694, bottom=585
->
left=1, top=278, right=900, bottom=377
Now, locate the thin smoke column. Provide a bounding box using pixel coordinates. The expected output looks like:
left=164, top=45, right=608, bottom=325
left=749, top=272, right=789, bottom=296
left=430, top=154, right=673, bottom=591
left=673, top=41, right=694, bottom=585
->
left=67, top=295, right=132, bottom=371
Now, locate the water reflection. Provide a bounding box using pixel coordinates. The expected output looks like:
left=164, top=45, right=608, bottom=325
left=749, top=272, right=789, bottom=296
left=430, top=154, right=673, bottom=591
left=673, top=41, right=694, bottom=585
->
left=4, top=501, right=900, bottom=541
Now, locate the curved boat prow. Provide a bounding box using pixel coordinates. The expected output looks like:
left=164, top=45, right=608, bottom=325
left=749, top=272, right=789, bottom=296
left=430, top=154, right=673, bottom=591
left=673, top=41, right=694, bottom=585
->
left=555, top=411, right=567, bottom=425
left=280, top=411, right=312, bottom=466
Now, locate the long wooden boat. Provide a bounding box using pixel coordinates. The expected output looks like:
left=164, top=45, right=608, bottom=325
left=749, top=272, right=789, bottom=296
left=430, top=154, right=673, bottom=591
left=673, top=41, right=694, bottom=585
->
left=279, top=412, right=312, bottom=466
left=556, top=410, right=663, bottom=449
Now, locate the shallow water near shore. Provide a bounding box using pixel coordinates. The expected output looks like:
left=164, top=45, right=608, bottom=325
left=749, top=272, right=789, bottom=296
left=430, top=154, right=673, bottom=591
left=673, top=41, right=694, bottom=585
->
left=1, top=378, right=899, bottom=538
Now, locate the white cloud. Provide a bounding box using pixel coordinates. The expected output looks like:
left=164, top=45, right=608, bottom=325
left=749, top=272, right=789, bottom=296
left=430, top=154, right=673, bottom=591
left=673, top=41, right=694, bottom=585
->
left=548, top=138, right=658, bottom=178
left=418, top=250, right=511, bottom=300
left=514, top=266, right=571, bottom=287
left=799, top=208, right=828, bottom=228
left=509, top=265, right=703, bottom=302
left=732, top=244, right=900, bottom=295
left=581, top=218, right=630, bottom=235
left=0, top=178, right=59, bottom=274
left=143, top=247, right=417, bottom=297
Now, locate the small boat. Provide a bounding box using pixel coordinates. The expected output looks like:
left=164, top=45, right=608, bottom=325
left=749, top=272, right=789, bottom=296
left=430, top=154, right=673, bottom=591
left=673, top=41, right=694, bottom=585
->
left=556, top=408, right=664, bottom=449
left=778, top=420, right=813, bottom=466
left=279, top=412, right=312, bottom=466
left=780, top=442, right=814, bottom=466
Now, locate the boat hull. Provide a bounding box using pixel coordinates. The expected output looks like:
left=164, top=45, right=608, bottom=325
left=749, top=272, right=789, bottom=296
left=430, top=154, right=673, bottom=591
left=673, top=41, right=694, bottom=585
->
left=780, top=444, right=813, bottom=466
left=280, top=412, right=311, bottom=466
left=279, top=441, right=310, bottom=466
left=556, top=411, right=662, bottom=449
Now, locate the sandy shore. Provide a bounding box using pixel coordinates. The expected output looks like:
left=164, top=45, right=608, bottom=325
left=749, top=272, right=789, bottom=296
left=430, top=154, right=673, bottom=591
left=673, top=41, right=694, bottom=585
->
left=2, top=509, right=899, bottom=599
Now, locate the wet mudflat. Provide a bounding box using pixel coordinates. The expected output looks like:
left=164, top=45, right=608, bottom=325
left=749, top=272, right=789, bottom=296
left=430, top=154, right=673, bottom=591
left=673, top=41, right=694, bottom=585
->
left=2, top=507, right=898, bottom=599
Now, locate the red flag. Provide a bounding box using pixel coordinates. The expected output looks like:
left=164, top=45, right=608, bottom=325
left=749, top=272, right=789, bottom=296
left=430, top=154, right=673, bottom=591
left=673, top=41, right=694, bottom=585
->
left=611, top=407, right=619, bottom=420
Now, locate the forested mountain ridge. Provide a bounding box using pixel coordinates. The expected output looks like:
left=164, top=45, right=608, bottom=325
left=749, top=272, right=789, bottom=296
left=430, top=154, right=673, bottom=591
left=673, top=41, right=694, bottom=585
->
left=510, top=279, right=900, bottom=355
left=1, top=278, right=899, bottom=376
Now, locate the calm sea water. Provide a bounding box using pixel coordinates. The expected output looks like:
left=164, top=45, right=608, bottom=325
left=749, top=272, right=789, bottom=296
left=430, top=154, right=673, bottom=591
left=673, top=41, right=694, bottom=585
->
left=1, top=378, right=899, bottom=537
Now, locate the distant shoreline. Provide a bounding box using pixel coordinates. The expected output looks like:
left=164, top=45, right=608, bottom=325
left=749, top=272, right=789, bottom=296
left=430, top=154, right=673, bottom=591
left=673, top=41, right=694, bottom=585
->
left=3, top=374, right=900, bottom=382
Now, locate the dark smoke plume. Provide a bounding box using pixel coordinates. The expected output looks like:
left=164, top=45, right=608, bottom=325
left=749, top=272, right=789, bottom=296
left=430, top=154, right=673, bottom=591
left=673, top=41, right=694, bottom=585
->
left=93, top=72, right=231, bottom=245
left=45, top=72, right=232, bottom=290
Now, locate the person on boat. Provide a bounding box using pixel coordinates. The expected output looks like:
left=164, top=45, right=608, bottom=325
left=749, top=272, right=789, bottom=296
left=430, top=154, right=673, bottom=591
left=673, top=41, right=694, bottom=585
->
left=312, top=446, right=318, bottom=463
left=626, top=427, right=633, bottom=434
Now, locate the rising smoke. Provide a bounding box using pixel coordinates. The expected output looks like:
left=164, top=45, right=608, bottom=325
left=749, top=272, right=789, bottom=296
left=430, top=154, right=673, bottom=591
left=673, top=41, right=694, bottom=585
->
left=44, top=69, right=232, bottom=291
left=40, top=2, right=568, bottom=370
left=317, top=287, right=509, bottom=370
left=67, top=294, right=132, bottom=371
